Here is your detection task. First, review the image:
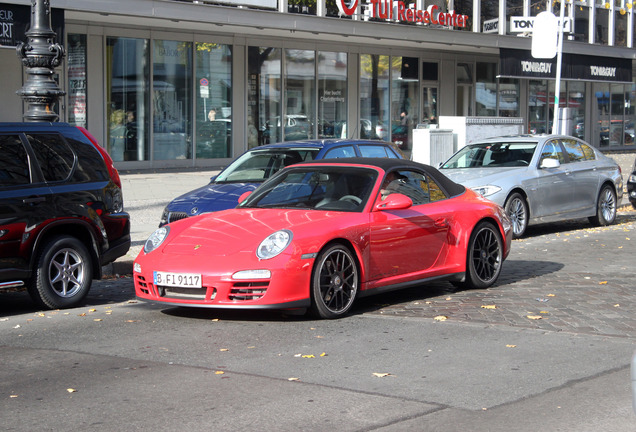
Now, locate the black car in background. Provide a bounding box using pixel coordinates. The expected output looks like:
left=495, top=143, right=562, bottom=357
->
left=0, top=123, right=130, bottom=309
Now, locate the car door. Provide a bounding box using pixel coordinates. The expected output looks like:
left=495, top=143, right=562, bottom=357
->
left=0, top=133, right=53, bottom=276
left=533, top=139, right=578, bottom=218
left=561, top=139, right=600, bottom=213
left=368, top=169, right=450, bottom=282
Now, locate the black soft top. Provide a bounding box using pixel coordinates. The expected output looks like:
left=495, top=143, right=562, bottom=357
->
left=296, top=157, right=466, bottom=198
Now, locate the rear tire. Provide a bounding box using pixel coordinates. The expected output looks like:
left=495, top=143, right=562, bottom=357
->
left=589, top=185, right=616, bottom=227
left=462, top=222, right=503, bottom=290
left=27, top=236, right=93, bottom=309
left=310, top=244, right=358, bottom=319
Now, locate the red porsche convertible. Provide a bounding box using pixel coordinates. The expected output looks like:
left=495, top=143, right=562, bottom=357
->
left=134, top=158, right=512, bottom=318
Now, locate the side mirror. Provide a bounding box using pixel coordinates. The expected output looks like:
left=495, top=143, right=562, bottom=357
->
left=238, top=191, right=252, bottom=204
left=375, top=193, right=413, bottom=211
left=540, top=158, right=560, bottom=169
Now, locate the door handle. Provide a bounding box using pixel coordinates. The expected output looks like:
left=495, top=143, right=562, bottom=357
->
left=23, top=196, right=46, bottom=205
left=434, top=218, right=448, bottom=228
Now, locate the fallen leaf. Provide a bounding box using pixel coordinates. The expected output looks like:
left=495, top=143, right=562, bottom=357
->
left=599, top=281, right=608, bottom=285
left=614, top=304, right=620, bottom=307
left=372, top=373, right=391, bottom=378
left=215, top=371, right=225, bottom=375
left=78, top=313, right=86, bottom=317
left=320, top=352, right=327, bottom=357
left=37, top=313, right=45, bottom=317
left=302, top=354, right=315, bottom=358
left=547, top=294, right=556, bottom=297
left=434, top=315, right=448, bottom=321
left=93, top=319, right=102, bottom=322
left=288, top=377, right=300, bottom=381
left=220, top=348, right=229, bottom=352
left=13, top=325, right=20, bottom=329
left=67, top=388, right=77, bottom=393
left=506, top=344, right=517, bottom=348
left=539, top=311, right=549, bottom=314
left=88, top=308, right=97, bottom=313
left=526, top=315, right=542, bottom=320
left=10, top=394, right=18, bottom=398
left=445, top=297, right=452, bottom=301
left=481, top=305, right=497, bottom=309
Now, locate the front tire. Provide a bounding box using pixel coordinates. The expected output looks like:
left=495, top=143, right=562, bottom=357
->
left=462, top=222, right=503, bottom=290
left=310, top=244, right=358, bottom=319
left=28, top=236, right=93, bottom=309
left=589, top=185, right=616, bottom=227
left=504, top=192, right=528, bottom=238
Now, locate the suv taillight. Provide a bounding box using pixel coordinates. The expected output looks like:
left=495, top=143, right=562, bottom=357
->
left=77, top=126, right=122, bottom=189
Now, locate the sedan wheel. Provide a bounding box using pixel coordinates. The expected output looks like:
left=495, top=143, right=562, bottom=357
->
left=463, top=222, right=503, bottom=290
left=589, top=185, right=616, bottom=227
left=504, top=193, right=528, bottom=238
left=28, top=235, right=93, bottom=309
left=311, top=244, right=358, bottom=319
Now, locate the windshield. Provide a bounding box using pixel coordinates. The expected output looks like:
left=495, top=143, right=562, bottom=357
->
left=441, top=142, right=537, bottom=169
left=216, top=148, right=319, bottom=183
left=240, top=166, right=378, bottom=212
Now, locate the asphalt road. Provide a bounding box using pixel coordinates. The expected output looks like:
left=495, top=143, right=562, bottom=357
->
left=1, top=171, right=635, bottom=431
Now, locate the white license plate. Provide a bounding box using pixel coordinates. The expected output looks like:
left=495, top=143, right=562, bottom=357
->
left=154, top=271, right=202, bottom=288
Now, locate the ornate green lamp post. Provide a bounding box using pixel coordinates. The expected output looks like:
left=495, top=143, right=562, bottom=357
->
left=16, top=0, right=65, bottom=122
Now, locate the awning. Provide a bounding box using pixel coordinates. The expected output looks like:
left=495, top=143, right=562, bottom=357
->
left=498, top=48, right=632, bottom=84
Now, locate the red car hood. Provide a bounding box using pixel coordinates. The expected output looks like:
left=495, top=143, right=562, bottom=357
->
left=162, top=208, right=356, bottom=256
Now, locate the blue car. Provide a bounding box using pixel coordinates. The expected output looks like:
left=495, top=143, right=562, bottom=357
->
left=159, top=139, right=403, bottom=226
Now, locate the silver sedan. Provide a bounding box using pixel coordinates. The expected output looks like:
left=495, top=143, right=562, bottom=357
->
left=440, top=135, right=623, bottom=238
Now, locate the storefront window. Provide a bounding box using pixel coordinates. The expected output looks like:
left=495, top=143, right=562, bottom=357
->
left=248, top=47, right=281, bottom=147
left=360, top=54, right=390, bottom=140
left=195, top=43, right=232, bottom=159
left=609, top=83, right=626, bottom=145
left=594, top=83, right=609, bottom=146
left=456, top=62, right=473, bottom=116
left=481, top=0, right=499, bottom=25
left=476, top=62, right=497, bottom=116
left=505, top=0, right=524, bottom=35
left=421, top=62, right=438, bottom=125
left=595, top=3, right=609, bottom=44
left=288, top=0, right=316, bottom=15
left=391, top=57, right=419, bottom=152
left=573, top=2, right=590, bottom=42
left=454, top=0, right=473, bottom=31
left=318, top=52, right=347, bottom=139
left=569, top=81, right=586, bottom=139
left=285, top=49, right=315, bottom=141
left=153, top=40, right=192, bottom=160
left=614, top=8, right=628, bottom=46
left=497, top=78, right=520, bottom=117
left=106, top=37, right=150, bottom=161
left=529, top=80, right=548, bottom=134
left=67, top=34, right=87, bottom=129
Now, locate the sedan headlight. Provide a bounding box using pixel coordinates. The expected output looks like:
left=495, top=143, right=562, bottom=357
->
left=471, top=185, right=502, bottom=197
left=257, top=230, right=292, bottom=260
left=144, top=226, right=170, bottom=254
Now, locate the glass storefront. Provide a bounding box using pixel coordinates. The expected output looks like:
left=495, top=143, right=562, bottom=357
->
left=67, top=34, right=87, bottom=129
left=106, top=37, right=150, bottom=162
left=318, top=52, right=347, bottom=139
left=153, top=40, right=192, bottom=161
left=391, top=57, right=418, bottom=151
left=360, top=54, right=390, bottom=140
left=195, top=43, right=232, bottom=159
left=285, top=49, right=316, bottom=142
left=248, top=47, right=281, bottom=147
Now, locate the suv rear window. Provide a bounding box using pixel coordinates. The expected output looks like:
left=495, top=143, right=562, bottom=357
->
left=27, top=133, right=75, bottom=182
left=0, top=134, right=30, bottom=186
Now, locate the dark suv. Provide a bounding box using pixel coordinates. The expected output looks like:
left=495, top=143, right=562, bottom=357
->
left=0, top=123, right=130, bottom=309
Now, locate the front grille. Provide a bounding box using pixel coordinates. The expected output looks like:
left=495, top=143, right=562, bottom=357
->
left=168, top=212, right=189, bottom=223
left=136, top=275, right=149, bottom=294
left=229, top=281, right=269, bottom=301
left=157, top=285, right=214, bottom=301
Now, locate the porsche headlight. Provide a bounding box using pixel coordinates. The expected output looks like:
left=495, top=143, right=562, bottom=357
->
left=471, top=185, right=502, bottom=197
left=257, top=230, right=292, bottom=260
left=144, top=226, right=170, bottom=254
left=629, top=173, right=636, bottom=183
